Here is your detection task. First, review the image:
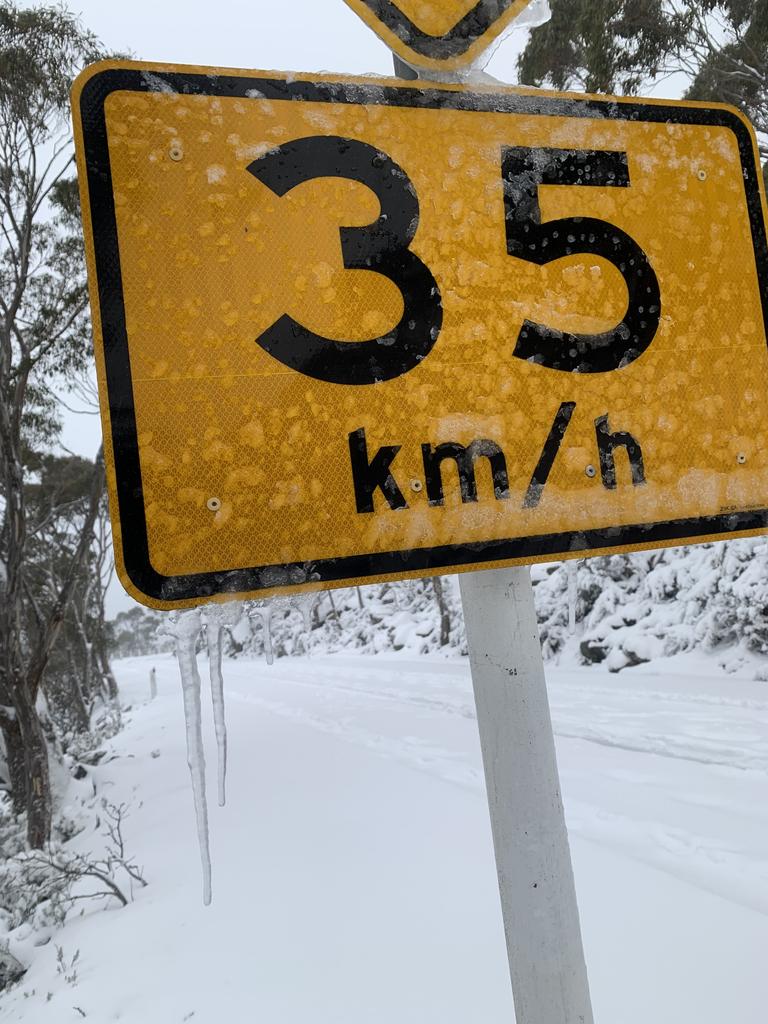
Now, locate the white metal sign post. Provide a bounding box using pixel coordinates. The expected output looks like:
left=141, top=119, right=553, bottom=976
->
left=461, top=568, right=593, bottom=1023
left=386, top=26, right=594, bottom=1024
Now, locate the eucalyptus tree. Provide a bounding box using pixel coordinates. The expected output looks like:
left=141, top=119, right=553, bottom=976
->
left=520, top=0, right=767, bottom=172
left=0, top=3, right=106, bottom=846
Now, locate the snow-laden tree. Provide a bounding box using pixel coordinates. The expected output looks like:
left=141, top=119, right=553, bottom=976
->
left=0, top=4, right=108, bottom=846
left=531, top=540, right=768, bottom=672
left=26, top=452, right=119, bottom=737
left=206, top=579, right=465, bottom=661
left=520, top=0, right=767, bottom=175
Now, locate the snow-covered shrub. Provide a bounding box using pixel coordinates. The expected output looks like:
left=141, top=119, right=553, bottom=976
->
left=0, top=945, right=25, bottom=990
left=533, top=539, right=768, bottom=672
left=226, top=577, right=466, bottom=660
left=60, top=701, right=122, bottom=765
left=534, top=555, right=647, bottom=661
left=119, top=538, right=768, bottom=676
left=0, top=800, right=146, bottom=989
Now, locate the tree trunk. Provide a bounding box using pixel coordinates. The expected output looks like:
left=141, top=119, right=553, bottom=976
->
left=15, top=692, right=52, bottom=847
left=431, top=576, right=452, bottom=647
left=97, top=637, right=119, bottom=701
left=0, top=714, right=27, bottom=815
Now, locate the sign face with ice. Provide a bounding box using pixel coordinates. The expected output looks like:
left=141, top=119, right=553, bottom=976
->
left=72, top=61, right=768, bottom=609
left=342, top=0, right=537, bottom=70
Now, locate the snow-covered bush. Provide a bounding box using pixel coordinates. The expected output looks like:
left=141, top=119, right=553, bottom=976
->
left=226, top=577, right=466, bottom=660
left=0, top=799, right=146, bottom=991
left=534, top=539, right=768, bottom=673
left=113, top=538, right=768, bottom=677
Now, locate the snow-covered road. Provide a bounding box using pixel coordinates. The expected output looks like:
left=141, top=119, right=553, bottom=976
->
left=3, top=651, right=767, bottom=1023
left=230, top=653, right=768, bottom=920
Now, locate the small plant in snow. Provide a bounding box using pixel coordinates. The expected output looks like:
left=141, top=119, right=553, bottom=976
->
left=0, top=799, right=147, bottom=975
left=64, top=704, right=122, bottom=764
left=55, top=945, right=80, bottom=986
left=13, top=801, right=148, bottom=917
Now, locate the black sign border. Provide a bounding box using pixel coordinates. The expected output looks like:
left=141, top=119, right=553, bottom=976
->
left=77, top=66, right=768, bottom=604
left=351, top=0, right=519, bottom=60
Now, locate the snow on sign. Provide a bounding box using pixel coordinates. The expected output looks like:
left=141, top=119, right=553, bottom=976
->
left=341, top=0, right=537, bottom=71
left=71, top=61, right=768, bottom=610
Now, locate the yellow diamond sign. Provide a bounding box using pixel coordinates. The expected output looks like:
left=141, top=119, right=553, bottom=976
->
left=71, top=62, right=768, bottom=609
left=343, top=0, right=538, bottom=70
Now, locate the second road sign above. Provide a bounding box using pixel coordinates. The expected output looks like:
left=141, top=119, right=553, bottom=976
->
left=72, top=62, right=768, bottom=609
left=341, top=0, right=539, bottom=71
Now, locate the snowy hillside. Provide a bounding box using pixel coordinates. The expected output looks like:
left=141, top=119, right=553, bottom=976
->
left=115, top=540, right=768, bottom=681
left=1, top=650, right=766, bottom=1023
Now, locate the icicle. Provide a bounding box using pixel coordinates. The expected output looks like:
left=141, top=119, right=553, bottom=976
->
left=246, top=591, right=319, bottom=665
left=202, top=606, right=226, bottom=809
left=292, top=591, right=317, bottom=633
left=290, top=591, right=319, bottom=656
left=202, top=602, right=242, bottom=808
left=167, top=610, right=212, bottom=906
left=567, top=560, right=578, bottom=637
left=248, top=603, right=272, bottom=664
left=262, top=606, right=275, bottom=665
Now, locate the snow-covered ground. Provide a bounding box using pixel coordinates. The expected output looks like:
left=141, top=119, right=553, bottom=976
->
left=3, top=650, right=767, bottom=1023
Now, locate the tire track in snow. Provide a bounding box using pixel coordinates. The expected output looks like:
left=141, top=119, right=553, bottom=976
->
left=237, top=666, right=768, bottom=774
left=228, top=689, right=483, bottom=790
left=224, top=660, right=768, bottom=917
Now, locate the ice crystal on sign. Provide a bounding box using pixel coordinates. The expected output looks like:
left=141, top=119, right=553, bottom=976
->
left=206, top=164, right=226, bottom=184
left=514, top=0, right=551, bottom=30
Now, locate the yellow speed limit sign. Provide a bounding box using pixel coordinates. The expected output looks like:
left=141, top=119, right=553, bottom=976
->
left=342, top=0, right=538, bottom=71
left=72, top=62, right=768, bottom=609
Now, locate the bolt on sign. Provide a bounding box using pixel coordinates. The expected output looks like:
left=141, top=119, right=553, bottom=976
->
left=71, top=61, right=768, bottom=609
left=342, top=0, right=537, bottom=71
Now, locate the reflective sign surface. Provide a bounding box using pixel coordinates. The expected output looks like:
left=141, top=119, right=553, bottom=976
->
left=72, top=62, right=768, bottom=609
left=342, top=0, right=537, bottom=70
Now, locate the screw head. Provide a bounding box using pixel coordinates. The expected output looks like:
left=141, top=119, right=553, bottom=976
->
left=585, top=465, right=597, bottom=478
left=169, top=144, right=183, bottom=161
left=410, top=479, right=423, bottom=493
left=737, top=453, right=747, bottom=465
left=697, top=169, right=707, bottom=181
left=206, top=497, right=222, bottom=512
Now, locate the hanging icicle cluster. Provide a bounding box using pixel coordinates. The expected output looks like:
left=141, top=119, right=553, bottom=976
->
left=248, top=592, right=318, bottom=665
left=160, top=594, right=317, bottom=905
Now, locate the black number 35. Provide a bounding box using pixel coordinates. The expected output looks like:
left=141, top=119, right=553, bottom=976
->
left=248, top=136, right=661, bottom=384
